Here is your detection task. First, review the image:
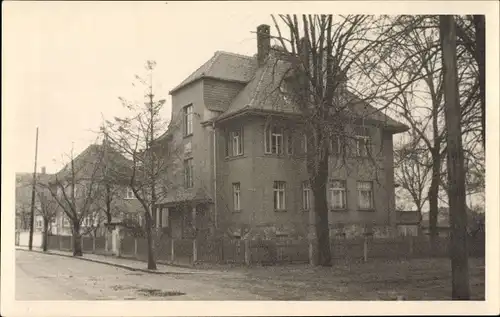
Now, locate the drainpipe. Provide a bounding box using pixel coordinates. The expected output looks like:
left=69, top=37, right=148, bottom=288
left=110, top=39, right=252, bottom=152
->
left=212, top=121, right=218, bottom=230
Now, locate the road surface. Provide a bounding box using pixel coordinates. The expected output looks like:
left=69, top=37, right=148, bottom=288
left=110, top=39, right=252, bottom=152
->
left=15, top=250, right=265, bottom=300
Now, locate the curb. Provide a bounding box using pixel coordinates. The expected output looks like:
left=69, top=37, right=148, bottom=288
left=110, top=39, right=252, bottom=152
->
left=16, top=248, right=191, bottom=275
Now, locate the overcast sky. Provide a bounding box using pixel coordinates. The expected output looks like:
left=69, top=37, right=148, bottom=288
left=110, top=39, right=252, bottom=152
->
left=4, top=2, right=275, bottom=174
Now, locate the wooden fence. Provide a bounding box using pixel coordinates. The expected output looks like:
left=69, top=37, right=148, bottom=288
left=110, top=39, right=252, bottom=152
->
left=46, top=233, right=485, bottom=266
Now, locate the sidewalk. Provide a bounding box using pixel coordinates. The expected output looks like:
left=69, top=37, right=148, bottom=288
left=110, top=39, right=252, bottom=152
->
left=16, top=246, right=205, bottom=275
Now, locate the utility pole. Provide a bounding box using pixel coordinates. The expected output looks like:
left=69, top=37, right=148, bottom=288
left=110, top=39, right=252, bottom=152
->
left=28, top=127, right=39, bottom=250
left=439, top=15, right=470, bottom=300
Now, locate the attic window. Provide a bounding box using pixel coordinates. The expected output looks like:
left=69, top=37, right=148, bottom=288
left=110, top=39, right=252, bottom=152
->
left=279, top=83, right=291, bottom=104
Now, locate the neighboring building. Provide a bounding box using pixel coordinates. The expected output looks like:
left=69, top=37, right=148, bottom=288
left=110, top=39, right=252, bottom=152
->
left=395, top=210, right=422, bottom=236
left=153, top=24, right=408, bottom=240
left=15, top=167, right=57, bottom=234
left=421, top=207, right=485, bottom=237
left=49, top=142, right=142, bottom=236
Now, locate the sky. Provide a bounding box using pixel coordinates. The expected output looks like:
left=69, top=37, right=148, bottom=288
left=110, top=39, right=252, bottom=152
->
left=4, top=2, right=275, bottom=174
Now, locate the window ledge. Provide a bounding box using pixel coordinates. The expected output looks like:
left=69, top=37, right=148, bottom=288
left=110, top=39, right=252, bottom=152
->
left=225, top=154, right=246, bottom=161
left=330, top=208, right=348, bottom=212
left=274, top=209, right=287, bottom=212
left=232, top=209, right=242, bottom=213
left=183, top=133, right=193, bottom=139
left=358, top=208, right=375, bottom=212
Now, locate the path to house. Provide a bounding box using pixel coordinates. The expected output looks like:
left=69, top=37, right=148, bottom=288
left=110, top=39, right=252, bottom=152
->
left=16, top=249, right=485, bottom=300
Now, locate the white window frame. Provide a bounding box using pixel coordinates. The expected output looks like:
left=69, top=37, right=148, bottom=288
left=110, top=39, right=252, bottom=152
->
left=184, top=104, right=193, bottom=136
left=355, top=127, right=371, bottom=157
left=230, top=129, right=243, bottom=156
left=286, top=130, right=293, bottom=155
left=184, top=158, right=194, bottom=188
left=331, top=135, right=342, bottom=155
left=302, top=181, right=311, bottom=210
left=357, top=181, right=374, bottom=210
left=329, top=180, right=347, bottom=210
left=265, top=125, right=284, bottom=155
left=125, top=187, right=135, bottom=200
left=273, top=181, right=286, bottom=211
left=232, top=182, right=241, bottom=211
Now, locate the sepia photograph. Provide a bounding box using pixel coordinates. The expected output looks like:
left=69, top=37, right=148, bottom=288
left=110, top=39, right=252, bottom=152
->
left=2, top=0, right=499, bottom=316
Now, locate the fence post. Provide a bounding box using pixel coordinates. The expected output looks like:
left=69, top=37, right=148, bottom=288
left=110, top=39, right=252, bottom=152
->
left=363, top=236, right=368, bottom=263
left=192, top=239, right=198, bottom=263
left=244, top=239, right=251, bottom=265
left=309, top=239, right=314, bottom=265
left=92, top=235, right=96, bottom=253
left=71, top=235, right=74, bottom=252
left=134, top=237, right=138, bottom=257
left=58, top=235, right=62, bottom=250
left=408, top=235, right=414, bottom=257
left=170, top=239, right=175, bottom=263
left=80, top=236, right=84, bottom=252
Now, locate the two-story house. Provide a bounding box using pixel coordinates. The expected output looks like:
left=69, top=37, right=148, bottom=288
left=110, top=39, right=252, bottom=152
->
left=49, top=142, right=143, bottom=236
left=153, top=24, right=408, bottom=240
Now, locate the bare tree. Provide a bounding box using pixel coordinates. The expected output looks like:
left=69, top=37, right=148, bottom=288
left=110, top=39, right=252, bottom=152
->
left=35, top=186, right=58, bottom=251
left=439, top=14, right=470, bottom=300
left=104, top=60, right=171, bottom=270
left=268, top=15, right=425, bottom=265
left=45, top=146, right=105, bottom=256
left=394, top=132, right=431, bottom=215
left=381, top=15, right=482, bottom=253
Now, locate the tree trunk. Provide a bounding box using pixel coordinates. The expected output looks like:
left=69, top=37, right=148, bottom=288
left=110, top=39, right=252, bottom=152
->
left=428, top=153, right=440, bottom=255
left=311, top=155, right=331, bottom=266
left=473, top=15, right=485, bottom=149
left=42, top=217, right=49, bottom=252
left=144, top=210, right=157, bottom=270
left=439, top=15, right=470, bottom=300
left=72, top=223, right=83, bottom=256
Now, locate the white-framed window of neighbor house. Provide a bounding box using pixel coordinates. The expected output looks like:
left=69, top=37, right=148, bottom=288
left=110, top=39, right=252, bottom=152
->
left=232, top=182, right=241, bottom=212
left=329, top=180, right=347, bottom=210
left=330, top=134, right=343, bottom=155
left=357, top=181, right=374, bottom=210
left=302, top=181, right=311, bottom=211
left=265, top=125, right=284, bottom=155
left=125, top=187, right=135, bottom=199
left=273, top=181, right=286, bottom=211
left=63, top=214, right=70, bottom=227
left=183, top=104, right=194, bottom=136
left=230, top=128, right=243, bottom=156
left=355, top=127, right=371, bottom=157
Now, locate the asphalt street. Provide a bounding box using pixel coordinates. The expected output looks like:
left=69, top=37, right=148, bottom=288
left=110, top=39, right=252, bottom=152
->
left=15, top=250, right=265, bottom=300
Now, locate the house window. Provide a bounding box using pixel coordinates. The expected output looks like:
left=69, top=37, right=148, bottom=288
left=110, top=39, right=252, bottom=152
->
left=183, top=104, right=193, bottom=136
left=355, top=127, right=371, bottom=157
left=184, top=158, right=194, bottom=188
left=286, top=130, right=293, bottom=155
left=330, top=135, right=342, bottom=155
left=265, top=125, right=284, bottom=154
left=329, top=180, right=347, bottom=210
left=36, top=219, right=43, bottom=228
left=228, top=128, right=243, bottom=156
left=63, top=215, right=70, bottom=227
left=232, top=183, right=241, bottom=211
left=357, top=181, right=374, bottom=210
left=125, top=187, right=135, bottom=199
left=273, top=181, right=286, bottom=210
left=302, top=134, right=308, bottom=154
left=302, top=181, right=311, bottom=211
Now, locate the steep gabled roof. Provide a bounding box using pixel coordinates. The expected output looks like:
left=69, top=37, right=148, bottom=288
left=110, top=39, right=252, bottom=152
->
left=215, top=54, right=408, bottom=133
left=169, top=51, right=257, bottom=94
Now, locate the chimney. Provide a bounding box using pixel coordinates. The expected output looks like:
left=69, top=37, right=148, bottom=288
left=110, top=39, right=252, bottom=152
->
left=41, top=166, right=46, bottom=175
left=257, top=24, right=271, bottom=66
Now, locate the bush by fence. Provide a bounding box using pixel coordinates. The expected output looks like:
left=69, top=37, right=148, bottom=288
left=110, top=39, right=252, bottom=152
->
left=45, top=232, right=485, bottom=266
